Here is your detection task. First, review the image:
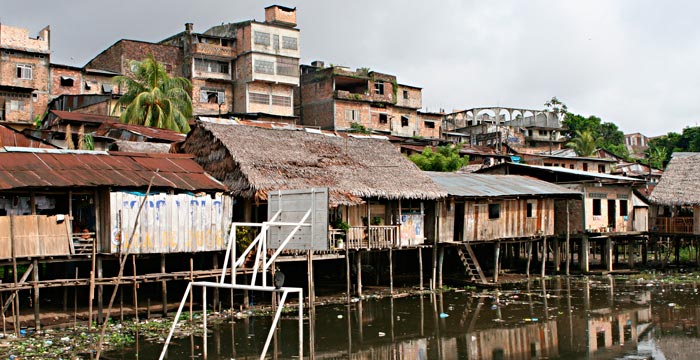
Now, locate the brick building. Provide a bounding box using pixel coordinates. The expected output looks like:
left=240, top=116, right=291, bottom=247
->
left=297, top=62, right=438, bottom=138
left=0, top=24, right=50, bottom=128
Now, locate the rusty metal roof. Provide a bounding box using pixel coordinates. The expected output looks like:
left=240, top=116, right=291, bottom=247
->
left=0, top=125, right=56, bottom=149
left=427, top=172, right=581, bottom=198
left=50, top=110, right=118, bottom=124
left=0, top=148, right=225, bottom=192
left=94, top=122, right=186, bottom=143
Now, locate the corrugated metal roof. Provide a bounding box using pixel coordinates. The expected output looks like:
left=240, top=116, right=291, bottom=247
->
left=427, top=172, right=581, bottom=198
left=50, top=110, right=118, bottom=124
left=94, top=122, right=186, bottom=143
left=515, top=163, right=643, bottom=182
left=0, top=148, right=225, bottom=191
left=0, top=125, right=56, bottom=149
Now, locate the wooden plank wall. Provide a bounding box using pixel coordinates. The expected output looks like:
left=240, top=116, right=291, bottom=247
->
left=464, top=198, right=555, bottom=241
left=0, top=215, right=71, bottom=259
left=110, top=192, right=234, bottom=254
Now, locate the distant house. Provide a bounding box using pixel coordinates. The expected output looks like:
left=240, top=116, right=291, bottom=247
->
left=648, top=152, right=700, bottom=234
left=182, top=119, right=445, bottom=249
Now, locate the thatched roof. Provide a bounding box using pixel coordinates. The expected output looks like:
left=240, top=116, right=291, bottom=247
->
left=648, top=152, right=700, bottom=206
left=184, top=121, right=446, bottom=206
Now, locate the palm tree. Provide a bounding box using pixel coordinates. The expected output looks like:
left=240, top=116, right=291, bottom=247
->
left=566, top=130, right=597, bottom=157
left=113, top=54, right=193, bottom=133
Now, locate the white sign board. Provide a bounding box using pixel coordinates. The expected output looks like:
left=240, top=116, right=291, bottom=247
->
left=267, top=188, right=329, bottom=251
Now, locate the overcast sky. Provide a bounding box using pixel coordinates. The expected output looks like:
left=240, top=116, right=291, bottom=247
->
left=3, top=0, right=698, bottom=136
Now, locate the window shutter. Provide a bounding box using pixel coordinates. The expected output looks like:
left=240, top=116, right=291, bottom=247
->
left=200, top=91, right=208, bottom=103
left=217, top=91, right=225, bottom=104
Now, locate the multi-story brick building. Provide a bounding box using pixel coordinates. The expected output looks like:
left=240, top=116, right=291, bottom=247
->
left=297, top=61, right=438, bottom=138
left=0, top=24, right=50, bottom=127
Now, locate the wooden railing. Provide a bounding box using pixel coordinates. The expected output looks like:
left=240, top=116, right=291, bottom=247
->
left=343, top=225, right=400, bottom=249
left=653, top=217, right=694, bottom=234
left=72, top=233, right=95, bottom=255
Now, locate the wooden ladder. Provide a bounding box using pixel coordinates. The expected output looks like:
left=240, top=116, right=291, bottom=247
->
left=456, top=243, right=488, bottom=284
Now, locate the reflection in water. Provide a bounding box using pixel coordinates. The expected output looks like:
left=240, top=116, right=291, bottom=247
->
left=107, top=276, right=700, bottom=359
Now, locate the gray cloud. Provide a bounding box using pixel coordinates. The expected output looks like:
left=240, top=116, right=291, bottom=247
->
left=3, top=0, right=699, bottom=136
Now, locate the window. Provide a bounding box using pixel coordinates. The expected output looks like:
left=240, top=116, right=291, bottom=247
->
left=271, top=95, right=291, bottom=107
left=249, top=92, right=270, bottom=105
left=60, top=76, right=74, bottom=87
left=401, top=116, right=409, bottom=127
left=254, top=60, right=275, bottom=74
left=598, top=164, right=606, bottom=173
left=16, top=64, right=32, bottom=79
left=9, top=100, right=23, bottom=111
left=200, top=89, right=225, bottom=104
left=538, top=130, right=547, bottom=136
left=345, top=109, right=360, bottom=121
left=527, top=202, right=535, bottom=218
left=101, top=84, right=113, bottom=94
left=570, top=164, right=574, bottom=169
left=282, top=36, right=298, bottom=50
left=619, top=200, right=628, bottom=216
left=425, top=121, right=435, bottom=129
left=32, top=93, right=37, bottom=102
left=403, top=90, right=409, bottom=99
left=195, top=59, right=229, bottom=74
left=379, top=113, right=388, bottom=124
left=273, top=34, right=280, bottom=50
left=374, top=82, right=384, bottom=95
left=582, top=163, right=588, bottom=171
left=488, top=203, right=500, bottom=219
left=254, top=31, right=270, bottom=46
left=276, top=57, right=299, bottom=77
left=592, top=199, right=602, bottom=216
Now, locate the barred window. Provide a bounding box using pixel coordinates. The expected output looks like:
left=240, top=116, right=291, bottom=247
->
left=200, top=89, right=225, bottom=104
left=271, top=95, right=291, bottom=107
left=254, top=60, right=275, bottom=75
left=194, top=59, right=229, bottom=74
left=282, top=36, right=298, bottom=50
left=9, top=100, right=24, bottom=111
left=250, top=92, right=270, bottom=104
left=254, top=31, right=270, bottom=46
left=16, top=64, right=32, bottom=79
left=276, top=57, right=298, bottom=77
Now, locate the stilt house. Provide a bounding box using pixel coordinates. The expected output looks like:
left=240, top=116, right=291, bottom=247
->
left=648, top=152, right=700, bottom=235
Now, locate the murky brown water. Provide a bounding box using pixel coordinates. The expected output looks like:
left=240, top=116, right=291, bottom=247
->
left=106, top=275, right=700, bottom=359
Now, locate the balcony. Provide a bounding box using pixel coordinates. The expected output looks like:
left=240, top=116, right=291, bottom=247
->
left=653, top=217, right=694, bottom=234
left=192, top=43, right=236, bottom=58
left=335, top=90, right=371, bottom=102
left=333, top=225, right=400, bottom=249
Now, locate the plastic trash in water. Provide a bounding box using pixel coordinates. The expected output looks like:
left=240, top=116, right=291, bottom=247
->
left=439, top=313, right=449, bottom=318
left=378, top=332, right=386, bottom=337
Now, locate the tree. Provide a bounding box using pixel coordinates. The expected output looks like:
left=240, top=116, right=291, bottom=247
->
left=645, top=143, right=668, bottom=170
left=544, top=96, right=568, bottom=114
left=566, top=130, right=597, bottom=157
left=409, top=145, right=468, bottom=172
left=113, top=54, right=193, bottom=133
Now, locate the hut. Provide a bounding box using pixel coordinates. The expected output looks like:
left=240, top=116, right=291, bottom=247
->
left=427, top=172, right=580, bottom=281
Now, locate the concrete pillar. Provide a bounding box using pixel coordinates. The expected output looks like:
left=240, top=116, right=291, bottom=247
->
left=605, top=238, right=613, bottom=272
left=580, top=235, right=590, bottom=273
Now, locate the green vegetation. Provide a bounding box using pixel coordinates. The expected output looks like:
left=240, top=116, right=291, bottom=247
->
left=113, top=54, right=193, bottom=133
left=409, top=145, right=468, bottom=172
left=566, top=130, right=597, bottom=157
left=649, top=126, right=700, bottom=168
left=349, top=122, right=371, bottom=134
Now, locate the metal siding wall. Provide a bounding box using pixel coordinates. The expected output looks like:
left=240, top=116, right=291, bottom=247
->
left=110, top=192, right=232, bottom=254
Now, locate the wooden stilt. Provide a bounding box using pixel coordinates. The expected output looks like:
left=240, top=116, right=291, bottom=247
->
left=565, top=201, right=571, bottom=276
left=526, top=241, right=532, bottom=278
left=345, top=251, right=351, bottom=303
left=97, top=256, right=104, bottom=324
left=553, top=238, right=560, bottom=273
left=88, top=235, right=96, bottom=330
left=161, top=254, right=167, bottom=316
left=580, top=235, right=590, bottom=273
left=418, top=247, right=423, bottom=291
left=32, top=259, right=39, bottom=331
left=132, top=255, right=139, bottom=322
left=431, top=244, right=437, bottom=290
left=389, top=248, right=394, bottom=295
left=189, top=257, right=193, bottom=321
left=356, top=250, right=362, bottom=297
left=10, top=214, right=19, bottom=336
left=212, top=253, right=219, bottom=313
left=119, top=287, right=124, bottom=323
left=63, top=265, right=68, bottom=313
left=606, top=238, right=613, bottom=271
left=307, top=250, right=315, bottom=307
left=628, top=240, right=635, bottom=269
left=494, top=242, right=501, bottom=283
left=438, top=246, right=444, bottom=289
left=541, top=237, right=547, bottom=278
left=147, top=298, right=151, bottom=319
left=73, top=268, right=78, bottom=329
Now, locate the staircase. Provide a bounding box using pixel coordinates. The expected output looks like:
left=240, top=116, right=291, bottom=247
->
left=456, top=244, right=488, bottom=284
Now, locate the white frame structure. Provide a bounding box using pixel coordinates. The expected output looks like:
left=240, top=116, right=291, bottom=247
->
left=159, top=208, right=312, bottom=360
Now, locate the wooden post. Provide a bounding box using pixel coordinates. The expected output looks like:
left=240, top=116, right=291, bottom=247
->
left=431, top=244, right=438, bottom=290
left=10, top=214, right=19, bottom=336
left=541, top=237, right=547, bottom=278
left=189, top=257, right=193, bottom=321
left=526, top=241, right=532, bottom=278
left=418, top=247, right=424, bottom=291
left=494, top=242, right=501, bottom=283
left=438, top=246, right=444, bottom=289
left=161, top=254, right=167, bottom=316
left=565, top=201, right=571, bottom=276
left=119, top=288, right=124, bottom=322
left=553, top=238, right=560, bottom=273
left=212, top=253, right=219, bottom=312
left=605, top=238, right=613, bottom=271
left=97, top=256, right=104, bottom=325
left=580, top=235, right=590, bottom=273
left=356, top=250, right=362, bottom=297
left=132, top=255, right=139, bottom=322
left=307, top=250, right=315, bottom=307
left=345, top=251, right=351, bottom=303
left=32, top=259, right=39, bottom=331
left=389, top=248, right=394, bottom=295
left=88, top=235, right=96, bottom=330
left=73, top=268, right=78, bottom=329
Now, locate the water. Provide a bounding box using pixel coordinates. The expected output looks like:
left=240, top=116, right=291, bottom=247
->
left=106, top=276, right=700, bottom=359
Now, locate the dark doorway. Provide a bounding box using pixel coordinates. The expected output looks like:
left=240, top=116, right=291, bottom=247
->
left=454, top=202, right=465, bottom=242
left=607, top=199, right=616, bottom=230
